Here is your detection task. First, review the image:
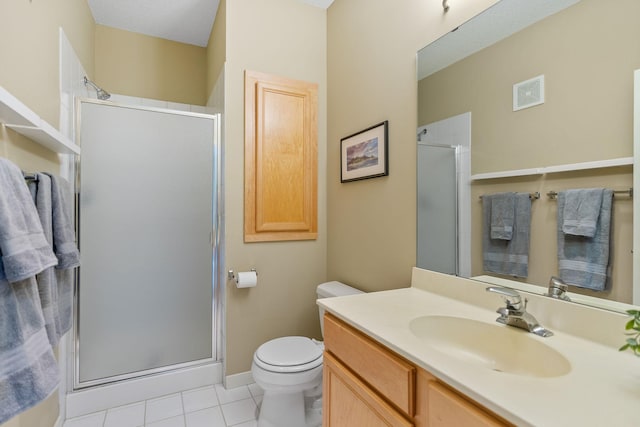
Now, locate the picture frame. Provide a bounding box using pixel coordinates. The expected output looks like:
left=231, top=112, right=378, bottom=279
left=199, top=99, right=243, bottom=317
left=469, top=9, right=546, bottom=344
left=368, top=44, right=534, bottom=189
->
left=340, top=120, right=389, bottom=183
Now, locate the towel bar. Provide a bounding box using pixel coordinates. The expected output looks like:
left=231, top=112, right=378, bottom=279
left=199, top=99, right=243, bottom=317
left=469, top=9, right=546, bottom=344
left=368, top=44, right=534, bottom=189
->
left=22, top=172, right=38, bottom=182
left=479, top=192, right=540, bottom=200
left=547, top=188, right=633, bottom=199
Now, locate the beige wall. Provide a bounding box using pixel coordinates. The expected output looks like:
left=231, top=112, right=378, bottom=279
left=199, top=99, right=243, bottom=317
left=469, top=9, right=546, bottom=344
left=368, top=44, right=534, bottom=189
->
left=418, top=0, right=639, bottom=302
left=0, top=0, right=94, bottom=125
left=95, top=25, right=207, bottom=105
left=326, top=0, right=498, bottom=292
left=419, top=0, right=639, bottom=172
left=223, top=0, right=327, bottom=375
left=0, top=0, right=94, bottom=426
left=206, top=0, right=226, bottom=97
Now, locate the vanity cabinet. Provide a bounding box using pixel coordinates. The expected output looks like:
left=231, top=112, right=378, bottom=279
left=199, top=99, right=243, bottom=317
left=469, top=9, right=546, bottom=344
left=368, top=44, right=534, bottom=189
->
left=323, top=314, right=511, bottom=427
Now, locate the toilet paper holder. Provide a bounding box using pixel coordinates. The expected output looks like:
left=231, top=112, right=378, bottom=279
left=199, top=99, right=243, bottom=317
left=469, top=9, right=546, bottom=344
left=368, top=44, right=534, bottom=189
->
left=228, top=268, right=258, bottom=281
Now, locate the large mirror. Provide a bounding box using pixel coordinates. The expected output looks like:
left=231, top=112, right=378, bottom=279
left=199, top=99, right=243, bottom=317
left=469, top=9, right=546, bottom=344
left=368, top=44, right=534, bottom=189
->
left=417, top=0, right=640, bottom=312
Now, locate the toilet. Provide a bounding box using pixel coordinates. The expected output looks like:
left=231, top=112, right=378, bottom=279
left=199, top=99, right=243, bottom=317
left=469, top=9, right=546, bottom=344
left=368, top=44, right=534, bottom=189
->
left=251, top=281, right=363, bottom=427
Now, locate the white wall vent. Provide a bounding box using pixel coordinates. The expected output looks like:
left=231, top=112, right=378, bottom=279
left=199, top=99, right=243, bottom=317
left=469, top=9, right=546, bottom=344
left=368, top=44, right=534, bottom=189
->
left=513, top=74, right=545, bottom=111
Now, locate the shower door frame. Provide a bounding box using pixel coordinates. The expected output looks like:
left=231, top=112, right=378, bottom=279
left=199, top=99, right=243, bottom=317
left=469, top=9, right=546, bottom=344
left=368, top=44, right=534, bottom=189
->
left=72, top=98, right=224, bottom=390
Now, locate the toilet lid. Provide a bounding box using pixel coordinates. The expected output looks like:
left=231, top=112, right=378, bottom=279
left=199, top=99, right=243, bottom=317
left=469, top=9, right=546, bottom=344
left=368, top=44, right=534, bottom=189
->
left=255, top=336, right=323, bottom=369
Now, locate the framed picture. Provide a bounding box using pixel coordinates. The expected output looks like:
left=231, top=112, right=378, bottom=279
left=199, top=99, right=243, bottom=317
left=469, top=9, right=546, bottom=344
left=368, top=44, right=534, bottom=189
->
left=340, top=120, right=389, bottom=183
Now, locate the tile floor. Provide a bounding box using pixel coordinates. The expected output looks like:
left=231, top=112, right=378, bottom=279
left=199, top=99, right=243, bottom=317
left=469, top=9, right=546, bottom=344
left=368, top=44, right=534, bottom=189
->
left=63, top=383, right=264, bottom=427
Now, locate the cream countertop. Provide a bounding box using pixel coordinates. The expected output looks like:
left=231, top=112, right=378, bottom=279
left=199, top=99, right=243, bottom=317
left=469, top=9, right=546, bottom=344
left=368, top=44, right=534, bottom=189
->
left=318, top=268, right=640, bottom=427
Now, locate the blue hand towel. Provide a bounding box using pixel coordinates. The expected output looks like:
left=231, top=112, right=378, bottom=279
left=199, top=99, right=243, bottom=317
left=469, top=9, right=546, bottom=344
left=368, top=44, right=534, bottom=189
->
left=490, top=192, right=515, bottom=240
left=28, top=174, right=60, bottom=347
left=562, top=188, right=603, bottom=238
left=46, top=174, right=80, bottom=270
left=29, top=173, right=78, bottom=346
left=557, top=189, right=612, bottom=291
left=47, top=173, right=79, bottom=339
left=0, top=159, right=58, bottom=281
left=482, top=192, right=532, bottom=278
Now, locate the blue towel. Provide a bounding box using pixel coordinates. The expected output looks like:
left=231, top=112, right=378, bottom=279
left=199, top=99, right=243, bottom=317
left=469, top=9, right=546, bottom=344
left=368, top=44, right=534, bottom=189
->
left=29, top=173, right=79, bottom=346
left=557, top=189, right=612, bottom=291
left=482, top=193, right=532, bottom=278
left=490, top=192, right=515, bottom=240
left=47, top=174, right=80, bottom=270
left=562, top=188, right=603, bottom=238
left=28, top=174, right=60, bottom=347
left=0, top=159, right=58, bottom=281
left=0, top=159, right=60, bottom=424
left=47, top=173, right=79, bottom=339
left=0, top=277, right=60, bottom=424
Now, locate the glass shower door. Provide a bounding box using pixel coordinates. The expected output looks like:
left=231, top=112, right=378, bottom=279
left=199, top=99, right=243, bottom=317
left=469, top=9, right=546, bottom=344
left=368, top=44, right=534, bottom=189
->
left=417, top=143, right=458, bottom=275
left=76, top=101, right=217, bottom=387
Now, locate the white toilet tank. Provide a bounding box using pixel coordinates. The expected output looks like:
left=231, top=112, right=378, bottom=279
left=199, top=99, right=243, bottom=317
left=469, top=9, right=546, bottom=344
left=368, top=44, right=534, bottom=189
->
left=316, top=281, right=363, bottom=337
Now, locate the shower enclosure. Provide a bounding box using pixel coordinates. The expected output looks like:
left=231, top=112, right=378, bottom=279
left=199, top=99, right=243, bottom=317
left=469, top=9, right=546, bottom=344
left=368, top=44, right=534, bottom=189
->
left=417, top=143, right=459, bottom=275
left=75, top=99, right=221, bottom=389
left=416, top=112, right=471, bottom=278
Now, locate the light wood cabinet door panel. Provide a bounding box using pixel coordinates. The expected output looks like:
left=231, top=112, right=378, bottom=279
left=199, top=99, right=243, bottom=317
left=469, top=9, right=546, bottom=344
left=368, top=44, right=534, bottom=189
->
left=244, top=70, right=317, bottom=242
left=323, top=352, right=414, bottom=427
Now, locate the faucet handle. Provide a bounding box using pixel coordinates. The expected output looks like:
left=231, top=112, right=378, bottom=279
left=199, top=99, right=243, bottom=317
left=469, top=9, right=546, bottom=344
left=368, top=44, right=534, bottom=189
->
left=486, top=286, right=524, bottom=311
left=547, top=276, right=571, bottom=301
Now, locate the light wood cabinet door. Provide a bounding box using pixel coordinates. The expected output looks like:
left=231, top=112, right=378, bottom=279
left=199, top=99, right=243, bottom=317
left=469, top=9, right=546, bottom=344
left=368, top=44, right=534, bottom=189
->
left=244, top=69, right=318, bottom=242
left=323, top=352, right=414, bottom=427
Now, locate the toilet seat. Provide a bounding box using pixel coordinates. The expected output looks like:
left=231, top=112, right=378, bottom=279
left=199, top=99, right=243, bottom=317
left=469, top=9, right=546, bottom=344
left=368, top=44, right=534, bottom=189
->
left=254, top=336, right=323, bottom=373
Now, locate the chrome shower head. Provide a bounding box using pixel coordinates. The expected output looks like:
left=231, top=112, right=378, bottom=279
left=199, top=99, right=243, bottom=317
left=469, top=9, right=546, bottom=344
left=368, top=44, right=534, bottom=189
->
left=83, top=76, right=111, bottom=100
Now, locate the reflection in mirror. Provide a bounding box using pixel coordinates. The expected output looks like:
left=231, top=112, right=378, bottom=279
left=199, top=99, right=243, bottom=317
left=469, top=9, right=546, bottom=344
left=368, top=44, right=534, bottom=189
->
left=417, top=0, right=640, bottom=312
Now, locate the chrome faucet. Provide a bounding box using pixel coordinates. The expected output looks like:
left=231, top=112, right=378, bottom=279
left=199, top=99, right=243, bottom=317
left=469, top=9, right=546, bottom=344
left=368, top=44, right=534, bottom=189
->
left=546, top=276, right=571, bottom=301
left=486, top=286, right=553, bottom=337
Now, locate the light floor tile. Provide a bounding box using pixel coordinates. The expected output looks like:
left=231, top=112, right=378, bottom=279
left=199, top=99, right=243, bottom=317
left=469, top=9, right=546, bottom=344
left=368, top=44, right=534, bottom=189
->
left=252, top=394, right=263, bottom=407
left=104, top=401, right=145, bottom=427
left=146, top=414, right=185, bottom=427
left=146, top=393, right=184, bottom=423
left=183, top=385, right=218, bottom=413
left=214, top=384, right=251, bottom=405
left=63, top=383, right=273, bottom=427
left=247, top=383, right=263, bottom=397
left=185, top=406, right=226, bottom=427
left=63, top=412, right=106, bottom=427
left=220, top=398, right=257, bottom=426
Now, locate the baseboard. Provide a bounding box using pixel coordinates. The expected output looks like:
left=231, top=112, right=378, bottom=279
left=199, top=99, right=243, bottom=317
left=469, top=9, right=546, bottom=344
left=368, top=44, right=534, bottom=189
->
left=225, top=371, right=254, bottom=389
left=66, top=362, right=222, bottom=419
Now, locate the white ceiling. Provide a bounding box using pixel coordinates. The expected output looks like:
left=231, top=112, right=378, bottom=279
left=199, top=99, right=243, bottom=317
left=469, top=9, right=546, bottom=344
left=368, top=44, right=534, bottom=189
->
left=87, top=0, right=335, bottom=48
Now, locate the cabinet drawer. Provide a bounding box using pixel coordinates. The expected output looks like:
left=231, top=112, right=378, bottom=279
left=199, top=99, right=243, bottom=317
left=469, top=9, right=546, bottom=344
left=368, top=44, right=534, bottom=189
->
left=324, top=352, right=413, bottom=427
left=428, top=381, right=510, bottom=427
left=324, top=313, right=416, bottom=416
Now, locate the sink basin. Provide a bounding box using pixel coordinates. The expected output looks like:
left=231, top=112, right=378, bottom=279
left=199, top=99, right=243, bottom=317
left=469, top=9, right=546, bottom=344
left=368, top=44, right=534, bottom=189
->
left=409, top=315, right=571, bottom=378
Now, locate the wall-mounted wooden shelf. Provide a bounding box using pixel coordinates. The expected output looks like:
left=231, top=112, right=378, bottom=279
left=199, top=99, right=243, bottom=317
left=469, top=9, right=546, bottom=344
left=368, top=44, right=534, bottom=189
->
left=471, top=167, right=543, bottom=180
left=0, top=86, right=80, bottom=155
left=471, top=157, right=633, bottom=181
